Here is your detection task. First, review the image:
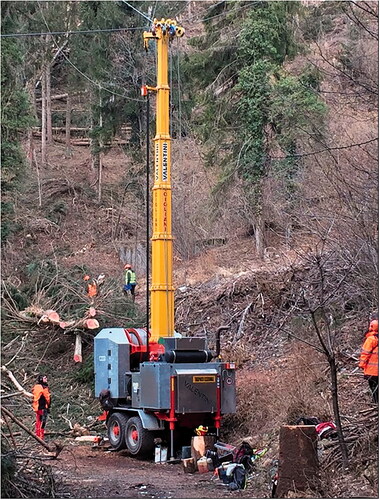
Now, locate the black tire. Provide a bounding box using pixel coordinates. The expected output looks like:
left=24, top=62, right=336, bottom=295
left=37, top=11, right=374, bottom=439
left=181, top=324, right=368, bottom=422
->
left=125, top=416, right=155, bottom=457
left=107, top=412, right=129, bottom=451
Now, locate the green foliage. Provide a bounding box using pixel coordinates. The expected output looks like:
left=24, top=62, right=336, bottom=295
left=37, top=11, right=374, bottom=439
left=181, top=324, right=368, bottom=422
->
left=235, top=2, right=326, bottom=211
left=3, top=283, right=28, bottom=311
left=1, top=201, right=22, bottom=243
left=68, top=1, right=145, bottom=149
left=1, top=445, right=17, bottom=498
left=1, top=6, right=34, bottom=245
left=300, top=2, right=338, bottom=42
left=47, top=202, right=68, bottom=224
left=74, top=355, right=94, bottom=384
left=269, top=74, right=326, bottom=150
left=238, top=1, right=299, bottom=65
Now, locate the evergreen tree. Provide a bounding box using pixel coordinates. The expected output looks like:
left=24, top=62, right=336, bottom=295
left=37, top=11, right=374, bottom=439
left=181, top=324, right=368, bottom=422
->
left=182, top=1, right=326, bottom=256
left=1, top=2, right=34, bottom=243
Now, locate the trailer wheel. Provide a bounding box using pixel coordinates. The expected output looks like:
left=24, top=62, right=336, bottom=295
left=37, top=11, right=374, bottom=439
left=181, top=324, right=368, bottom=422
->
left=107, top=412, right=128, bottom=451
left=125, top=416, right=155, bottom=457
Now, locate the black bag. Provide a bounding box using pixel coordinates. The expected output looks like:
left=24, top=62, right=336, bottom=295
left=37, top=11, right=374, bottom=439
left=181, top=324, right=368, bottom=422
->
left=234, top=441, right=254, bottom=471
left=99, top=389, right=113, bottom=410
left=206, top=450, right=220, bottom=468
left=228, top=464, right=247, bottom=491
left=295, top=416, right=320, bottom=426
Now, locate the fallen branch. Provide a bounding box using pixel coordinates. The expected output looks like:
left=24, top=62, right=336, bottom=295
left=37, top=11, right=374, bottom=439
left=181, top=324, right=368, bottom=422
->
left=234, top=302, right=253, bottom=341
left=1, top=406, right=63, bottom=457
left=1, top=391, right=24, bottom=399
left=1, top=366, right=33, bottom=399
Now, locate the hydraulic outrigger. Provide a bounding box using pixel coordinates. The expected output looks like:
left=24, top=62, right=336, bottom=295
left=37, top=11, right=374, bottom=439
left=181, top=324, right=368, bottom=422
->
left=94, top=18, right=236, bottom=460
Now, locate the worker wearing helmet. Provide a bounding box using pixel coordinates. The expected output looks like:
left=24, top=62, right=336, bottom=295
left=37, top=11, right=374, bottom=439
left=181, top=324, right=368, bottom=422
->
left=32, top=374, right=51, bottom=440
left=359, top=319, right=378, bottom=403
left=123, top=264, right=136, bottom=301
left=368, top=319, right=378, bottom=334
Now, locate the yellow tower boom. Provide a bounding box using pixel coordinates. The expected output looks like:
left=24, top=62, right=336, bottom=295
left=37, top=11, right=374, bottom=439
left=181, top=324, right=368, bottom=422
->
left=143, top=19, right=184, bottom=342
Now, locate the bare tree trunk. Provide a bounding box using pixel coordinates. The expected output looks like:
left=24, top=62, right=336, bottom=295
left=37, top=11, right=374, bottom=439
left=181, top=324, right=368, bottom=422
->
left=27, top=80, right=38, bottom=121
left=91, top=139, right=100, bottom=185
left=65, top=94, right=72, bottom=157
left=254, top=214, right=265, bottom=259
left=28, top=131, right=42, bottom=206
left=41, top=66, right=47, bottom=167
left=98, top=150, right=103, bottom=202
left=98, top=94, right=103, bottom=203
left=46, top=64, right=53, bottom=143
left=328, top=355, right=349, bottom=467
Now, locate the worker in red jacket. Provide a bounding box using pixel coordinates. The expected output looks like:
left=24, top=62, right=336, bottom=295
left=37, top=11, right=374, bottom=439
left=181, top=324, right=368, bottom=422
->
left=359, top=320, right=378, bottom=403
left=32, top=375, right=51, bottom=440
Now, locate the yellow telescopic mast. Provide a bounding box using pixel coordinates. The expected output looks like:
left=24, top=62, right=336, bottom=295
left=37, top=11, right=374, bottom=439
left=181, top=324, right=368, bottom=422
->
left=143, top=19, right=185, bottom=342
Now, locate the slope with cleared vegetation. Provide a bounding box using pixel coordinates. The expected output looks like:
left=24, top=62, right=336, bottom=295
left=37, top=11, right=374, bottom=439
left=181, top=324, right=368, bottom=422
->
left=1, top=1, right=378, bottom=498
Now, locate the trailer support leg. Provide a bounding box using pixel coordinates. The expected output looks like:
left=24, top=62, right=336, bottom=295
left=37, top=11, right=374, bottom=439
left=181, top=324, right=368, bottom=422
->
left=170, top=375, right=176, bottom=460
left=214, top=375, right=222, bottom=437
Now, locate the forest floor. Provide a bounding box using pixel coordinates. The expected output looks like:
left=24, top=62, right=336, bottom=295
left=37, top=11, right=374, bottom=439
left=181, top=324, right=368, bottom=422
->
left=2, top=132, right=378, bottom=500
left=50, top=442, right=270, bottom=499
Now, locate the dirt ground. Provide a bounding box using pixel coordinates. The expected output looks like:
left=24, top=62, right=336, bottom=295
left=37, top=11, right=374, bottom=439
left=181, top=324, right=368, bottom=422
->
left=51, top=443, right=270, bottom=499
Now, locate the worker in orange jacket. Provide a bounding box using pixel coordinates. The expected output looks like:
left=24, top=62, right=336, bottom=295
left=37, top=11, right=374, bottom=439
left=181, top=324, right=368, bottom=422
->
left=359, top=320, right=378, bottom=403
left=32, top=375, right=51, bottom=440
left=83, top=275, right=98, bottom=301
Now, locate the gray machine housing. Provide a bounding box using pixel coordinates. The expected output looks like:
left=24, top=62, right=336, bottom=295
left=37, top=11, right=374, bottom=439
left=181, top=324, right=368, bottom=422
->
left=94, top=328, right=236, bottom=420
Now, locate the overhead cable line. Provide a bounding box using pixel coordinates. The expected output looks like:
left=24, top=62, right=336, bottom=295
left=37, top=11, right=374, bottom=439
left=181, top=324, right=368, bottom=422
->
left=188, top=0, right=255, bottom=24
left=151, top=0, right=158, bottom=21
left=0, top=27, right=144, bottom=38
left=120, top=0, right=153, bottom=24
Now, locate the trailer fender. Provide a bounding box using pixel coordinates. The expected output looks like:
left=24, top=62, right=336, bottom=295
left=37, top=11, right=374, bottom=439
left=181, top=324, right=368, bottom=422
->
left=136, top=410, right=165, bottom=430
left=111, top=408, right=165, bottom=430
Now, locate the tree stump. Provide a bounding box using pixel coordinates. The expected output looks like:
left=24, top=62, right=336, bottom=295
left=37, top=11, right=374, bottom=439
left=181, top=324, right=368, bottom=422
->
left=191, top=436, right=216, bottom=462
left=275, top=425, right=319, bottom=498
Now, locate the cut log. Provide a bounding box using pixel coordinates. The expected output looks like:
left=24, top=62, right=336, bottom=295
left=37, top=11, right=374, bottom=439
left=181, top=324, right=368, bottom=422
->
left=85, top=318, right=99, bottom=329
left=19, top=306, right=98, bottom=332
left=39, top=310, right=61, bottom=324
left=191, top=436, right=216, bottom=462
left=20, top=306, right=60, bottom=325
left=87, top=307, right=97, bottom=317
left=36, top=92, right=68, bottom=102
left=75, top=435, right=99, bottom=442
left=74, top=334, right=82, bottom=363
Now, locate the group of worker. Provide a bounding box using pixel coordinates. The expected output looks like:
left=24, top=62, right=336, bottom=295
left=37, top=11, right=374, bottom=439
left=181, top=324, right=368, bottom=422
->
left=83, top=264, right=137, bottom=302
left=31, top=317, right=378, bottom=441
left=31, top=263, right=138, bottom=440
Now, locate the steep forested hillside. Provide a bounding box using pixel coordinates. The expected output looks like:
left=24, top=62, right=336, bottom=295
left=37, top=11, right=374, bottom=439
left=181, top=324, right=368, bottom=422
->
left=1, top=1, right=378, bottom=498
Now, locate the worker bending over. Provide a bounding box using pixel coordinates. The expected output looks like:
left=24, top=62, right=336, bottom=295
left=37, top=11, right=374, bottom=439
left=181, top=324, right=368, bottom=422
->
left=359, top=319, right=378, bottom=403
left=32, top=374, right=51, bottom=440
left=123, top=264, right=136, bottom=301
